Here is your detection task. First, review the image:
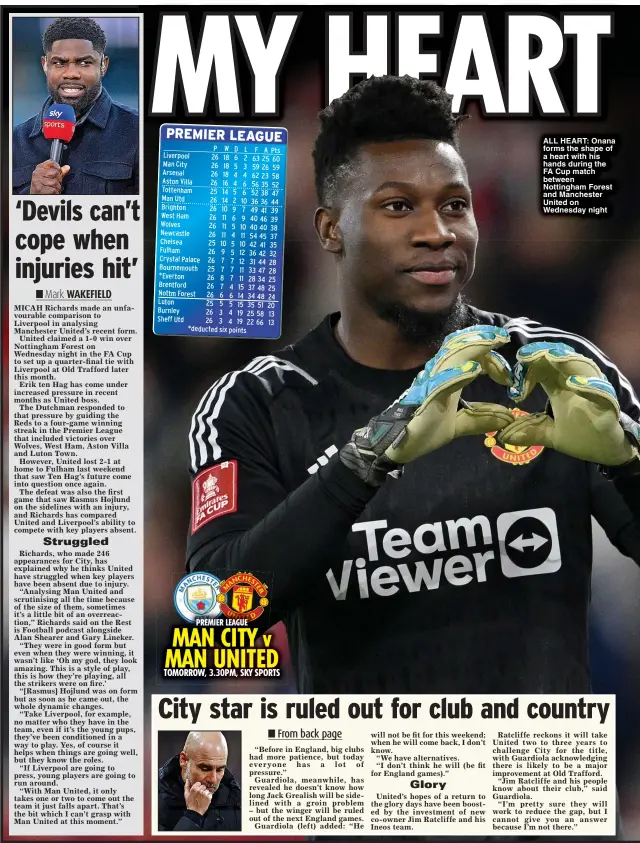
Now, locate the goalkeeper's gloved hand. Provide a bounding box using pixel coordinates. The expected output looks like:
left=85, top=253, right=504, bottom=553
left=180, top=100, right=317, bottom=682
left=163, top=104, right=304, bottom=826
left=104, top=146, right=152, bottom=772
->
left=339, top=325, right=516, bottom=486
left=497, top=342, right=640, bottom=474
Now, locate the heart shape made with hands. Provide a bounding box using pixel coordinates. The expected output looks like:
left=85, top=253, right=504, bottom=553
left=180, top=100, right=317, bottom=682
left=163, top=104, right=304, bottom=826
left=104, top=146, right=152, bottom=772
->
left=492, top=340, right=638, bottom=467
left=341, top=325, right=639, bottom=488
left=384, top=324, right=516, bottom=463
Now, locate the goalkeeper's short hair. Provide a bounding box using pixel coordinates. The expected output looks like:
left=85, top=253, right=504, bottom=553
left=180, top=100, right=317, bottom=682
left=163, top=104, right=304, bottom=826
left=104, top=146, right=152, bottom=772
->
left=312, top=75, right=466, bottom=206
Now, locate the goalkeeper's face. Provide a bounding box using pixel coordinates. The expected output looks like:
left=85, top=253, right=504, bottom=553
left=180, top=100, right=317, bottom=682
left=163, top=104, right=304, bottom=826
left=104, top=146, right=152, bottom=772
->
left=330, top=138, right=477, bottom=322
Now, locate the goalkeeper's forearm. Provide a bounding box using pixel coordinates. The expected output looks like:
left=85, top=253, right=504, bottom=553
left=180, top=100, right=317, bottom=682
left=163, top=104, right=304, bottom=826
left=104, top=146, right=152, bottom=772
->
left=187, top=324, right=513, bottom=611
left=187, top=456, right=380, bottom=611
left=609, top=414, right=640, bottom=517
left=614, top=473, right=640, bottom=519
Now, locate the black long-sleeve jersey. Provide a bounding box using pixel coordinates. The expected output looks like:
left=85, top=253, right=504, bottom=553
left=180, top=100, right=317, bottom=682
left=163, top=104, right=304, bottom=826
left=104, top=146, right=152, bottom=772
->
left=186, top=307, right=640, bottom=695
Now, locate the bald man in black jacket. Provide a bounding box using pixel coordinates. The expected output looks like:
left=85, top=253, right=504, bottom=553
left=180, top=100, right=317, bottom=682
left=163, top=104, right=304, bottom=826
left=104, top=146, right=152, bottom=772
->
left=158, top=731, right=241, bottom=831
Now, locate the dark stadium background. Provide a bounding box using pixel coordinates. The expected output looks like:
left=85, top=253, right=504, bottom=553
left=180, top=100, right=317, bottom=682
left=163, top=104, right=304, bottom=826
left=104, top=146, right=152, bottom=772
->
left=2, top=5, right=640, bottom=841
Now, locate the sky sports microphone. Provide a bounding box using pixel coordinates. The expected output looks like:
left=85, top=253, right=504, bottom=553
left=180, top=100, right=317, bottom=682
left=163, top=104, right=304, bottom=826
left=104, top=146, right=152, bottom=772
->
left=42, top=103, right=76, bottom=165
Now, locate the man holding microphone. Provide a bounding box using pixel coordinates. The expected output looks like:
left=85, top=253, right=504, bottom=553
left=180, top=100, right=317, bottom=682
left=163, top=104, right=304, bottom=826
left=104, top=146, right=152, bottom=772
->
left=13, top=16, right=138, bottom=195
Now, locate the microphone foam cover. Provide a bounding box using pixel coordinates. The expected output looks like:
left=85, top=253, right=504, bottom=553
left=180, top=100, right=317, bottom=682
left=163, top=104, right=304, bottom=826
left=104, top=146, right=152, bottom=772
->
left=42, top=103, right=76, bottom=142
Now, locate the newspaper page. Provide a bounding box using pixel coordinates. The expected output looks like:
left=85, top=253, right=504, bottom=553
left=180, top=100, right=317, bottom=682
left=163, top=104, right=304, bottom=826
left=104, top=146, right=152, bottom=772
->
left=3, top=4, right=640, bottom=842
left=152, top=693, right=616, bottom=836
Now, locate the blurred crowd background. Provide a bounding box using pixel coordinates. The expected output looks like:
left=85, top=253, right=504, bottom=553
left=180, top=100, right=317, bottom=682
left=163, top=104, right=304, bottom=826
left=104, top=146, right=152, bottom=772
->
left=143, top=67, right=640, bottom=839
left=11, top=16, right=139, bottom=127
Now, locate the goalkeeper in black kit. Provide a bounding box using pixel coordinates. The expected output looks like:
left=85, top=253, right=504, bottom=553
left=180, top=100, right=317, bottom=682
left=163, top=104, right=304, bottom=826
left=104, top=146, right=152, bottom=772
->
left=186, top=76, right=637, bottom=838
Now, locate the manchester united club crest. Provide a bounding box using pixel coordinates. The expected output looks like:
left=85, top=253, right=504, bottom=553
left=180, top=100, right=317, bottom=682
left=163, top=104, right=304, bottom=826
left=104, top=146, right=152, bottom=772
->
left=217, top=572, right=269, bottom=622
left=484, top=409, right=545, bottom=466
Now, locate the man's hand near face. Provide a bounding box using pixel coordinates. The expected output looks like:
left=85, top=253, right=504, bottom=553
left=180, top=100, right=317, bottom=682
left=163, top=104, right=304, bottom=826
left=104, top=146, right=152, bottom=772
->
left=30, top=160, right=70, bottom=194
left=184, top=778, right=213, bottom=815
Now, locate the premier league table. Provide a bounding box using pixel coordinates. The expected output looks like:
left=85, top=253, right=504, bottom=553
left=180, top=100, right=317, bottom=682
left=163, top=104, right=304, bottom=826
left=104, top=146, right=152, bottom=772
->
left=153, top=124, right=287, bottom=339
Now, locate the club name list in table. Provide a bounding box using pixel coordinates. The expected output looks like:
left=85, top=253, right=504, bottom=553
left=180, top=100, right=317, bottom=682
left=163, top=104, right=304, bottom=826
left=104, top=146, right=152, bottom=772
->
left=154, top=125, right=288, bottom=339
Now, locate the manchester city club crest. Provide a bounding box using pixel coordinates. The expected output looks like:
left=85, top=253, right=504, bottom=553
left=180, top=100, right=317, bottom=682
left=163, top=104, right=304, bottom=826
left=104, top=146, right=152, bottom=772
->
left=174, top=572, right=222, bottom=624
left=186, top=583, right=215, bottom=615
